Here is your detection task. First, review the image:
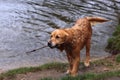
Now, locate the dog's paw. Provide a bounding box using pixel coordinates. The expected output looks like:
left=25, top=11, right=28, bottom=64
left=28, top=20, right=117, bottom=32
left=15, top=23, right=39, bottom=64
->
left=65, top=70, right=70, bottom=75
left=71, top=72, right=78, bottom=77
left=84, top=62, right=90, bottom=67
left=62, top=70, right=70, bottom=77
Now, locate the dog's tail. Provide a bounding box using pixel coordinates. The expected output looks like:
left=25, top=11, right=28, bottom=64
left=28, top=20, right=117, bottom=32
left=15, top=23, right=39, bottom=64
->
left=86, top=17, right=109, bottom=26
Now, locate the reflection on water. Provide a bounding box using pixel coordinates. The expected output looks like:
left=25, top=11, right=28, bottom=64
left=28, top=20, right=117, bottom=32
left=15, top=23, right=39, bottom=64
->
left=0, top=0, right=119, bottom=71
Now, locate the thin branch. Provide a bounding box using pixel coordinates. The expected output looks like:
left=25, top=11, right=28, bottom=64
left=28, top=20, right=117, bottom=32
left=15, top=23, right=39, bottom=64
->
left=26, top=45, right=48, bottom=55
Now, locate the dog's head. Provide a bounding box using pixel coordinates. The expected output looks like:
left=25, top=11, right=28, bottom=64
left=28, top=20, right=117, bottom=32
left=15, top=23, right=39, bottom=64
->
left=48, top=29, right=69, bottom=48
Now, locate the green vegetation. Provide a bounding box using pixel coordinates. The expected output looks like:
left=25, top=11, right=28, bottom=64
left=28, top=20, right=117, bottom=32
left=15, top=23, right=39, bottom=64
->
left=116, top=54, right=120, bottom=63
left=41, top=78, right=53, bottom=80
left=40, top=62, right=67, bottom=71
left=41, top=70, right=120, bottom=80
left=0, top=62, right=66, bottom=80
left=0, top=67, right=42, bottom=80
left=106, top=25, right=120, bottom=54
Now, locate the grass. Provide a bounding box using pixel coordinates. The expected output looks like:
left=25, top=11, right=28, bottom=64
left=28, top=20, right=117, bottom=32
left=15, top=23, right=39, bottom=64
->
left=0, top=62, right=67, bottom=80
left=40, top=62, right=67, bottom=71
left=0, top=66, right=44, bottom=80
left=41, top=78, right=53, bottom=80
left=116, top=54, right=120, bottom=63
left=41, top=70, right=120, bottom=80
left=106, top=25, right=120, bottom=54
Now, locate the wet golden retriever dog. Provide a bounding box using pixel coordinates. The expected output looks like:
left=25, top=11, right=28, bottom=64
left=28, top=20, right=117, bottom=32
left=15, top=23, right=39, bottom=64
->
left=48, top=16, right=108, bottom=76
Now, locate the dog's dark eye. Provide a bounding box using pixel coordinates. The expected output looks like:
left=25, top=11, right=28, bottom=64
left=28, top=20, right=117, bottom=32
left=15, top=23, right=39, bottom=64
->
left=50, top=35, right=53, bottom=38
left=56, top=35, right=60, bottom=39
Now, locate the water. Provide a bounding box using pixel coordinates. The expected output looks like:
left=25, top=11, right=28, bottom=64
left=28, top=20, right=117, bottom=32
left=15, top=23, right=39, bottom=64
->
left=0, top=0, right=120, bottom=71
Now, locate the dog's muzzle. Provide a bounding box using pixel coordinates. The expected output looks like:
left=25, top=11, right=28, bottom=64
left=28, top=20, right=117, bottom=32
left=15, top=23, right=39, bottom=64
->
left=48, top=41, right=57, bottom=48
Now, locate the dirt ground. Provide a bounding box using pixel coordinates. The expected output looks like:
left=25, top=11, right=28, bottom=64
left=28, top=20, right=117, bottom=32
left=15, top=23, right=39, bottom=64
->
left=14, top=69, right=63, bottom=80
left=106, top=77, right=120, bottom=80
left=3, top=55, right=120, bottom=80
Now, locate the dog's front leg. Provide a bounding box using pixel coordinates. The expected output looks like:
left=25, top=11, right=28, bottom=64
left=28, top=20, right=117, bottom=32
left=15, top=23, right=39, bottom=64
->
left=70, top=49, right=80, bottom=77
left=70, top=55, right=80, bottom=76
left=66, top=52, right=73, bottom=74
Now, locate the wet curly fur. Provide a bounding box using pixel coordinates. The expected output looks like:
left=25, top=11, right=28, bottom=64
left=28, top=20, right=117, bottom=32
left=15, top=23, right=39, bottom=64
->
left=48, top=16, right=108, bottom=76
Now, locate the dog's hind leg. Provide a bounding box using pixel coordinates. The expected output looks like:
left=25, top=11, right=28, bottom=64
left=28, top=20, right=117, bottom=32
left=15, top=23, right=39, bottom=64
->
left=84, top=38, right=91, bottom=67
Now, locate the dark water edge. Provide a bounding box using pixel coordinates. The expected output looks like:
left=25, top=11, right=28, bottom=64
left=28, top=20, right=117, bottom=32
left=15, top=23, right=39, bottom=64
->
left=0, top=0, right=119, bottom=71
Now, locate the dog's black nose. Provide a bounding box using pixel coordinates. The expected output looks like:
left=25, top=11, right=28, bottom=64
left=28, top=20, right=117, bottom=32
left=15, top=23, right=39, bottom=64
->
left=48, top=41, right=52, bottom=48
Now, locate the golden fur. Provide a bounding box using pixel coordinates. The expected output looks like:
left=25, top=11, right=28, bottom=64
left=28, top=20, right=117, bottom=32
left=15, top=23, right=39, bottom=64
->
left=48, top=16, right=108, bottom=76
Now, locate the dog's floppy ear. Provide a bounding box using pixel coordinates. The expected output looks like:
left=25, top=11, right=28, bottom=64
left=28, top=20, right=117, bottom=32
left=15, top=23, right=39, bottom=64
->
left=63, top=29, right=71, bottom=42
left=64, top=31, right=69, bottom=37
left=63, top=29, right=69, bottom=37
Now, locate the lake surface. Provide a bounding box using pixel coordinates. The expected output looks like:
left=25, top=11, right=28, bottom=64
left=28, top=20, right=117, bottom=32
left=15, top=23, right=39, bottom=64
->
left=0, top=0, right=120, bottom=71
